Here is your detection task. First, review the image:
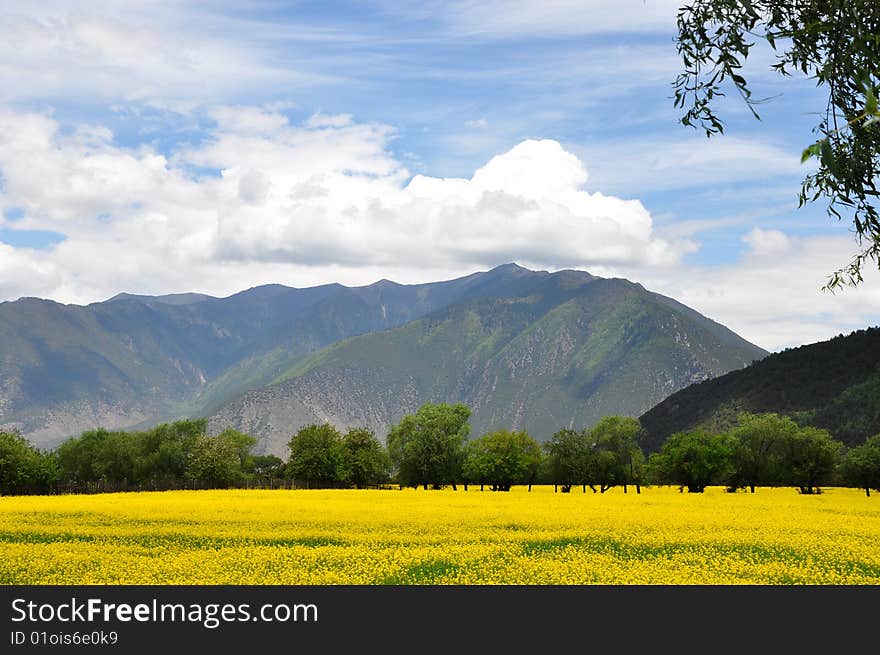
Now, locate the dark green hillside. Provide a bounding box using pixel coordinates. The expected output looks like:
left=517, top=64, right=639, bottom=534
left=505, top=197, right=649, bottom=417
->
left=639, top=327, right=880, bottom=451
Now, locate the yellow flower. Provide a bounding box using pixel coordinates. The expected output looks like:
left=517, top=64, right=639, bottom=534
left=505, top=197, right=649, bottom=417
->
left=1, top=486, right=877, bottom=584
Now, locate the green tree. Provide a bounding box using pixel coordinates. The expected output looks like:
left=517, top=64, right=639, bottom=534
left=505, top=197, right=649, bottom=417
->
left=728, top=412, right=796, bottom=492
left=93, top=430, right=138, bottom=484
left=589, top=416, right=646, bottom=494
left=249, top=454, right=285, bottom=480
left=674, top=2, right=880, bottom=288
left=386, top=403, right=470, bottom=490
left=56, top=429, right=107, bottom=483
left=186, top=432, right=251, bottom=487
left=216, top=428, right=256, bottom=473
left=544, top=427, right=593, bottom=493
left=133, top=419, right=204, bottom=485
left=340, top=428, right=390, bottom=488
left=462, top=439, right=490, bottom=491
left=287, top=423, right=344, bottom=488
left=463, top=429, right=541, bottom=492
left=841, top=434, right=880, bottom=496
left=779, top=425, right=842, bottom=494
left=0, top=431, right=57, bottom=494
left=57, top=428, right=137, bottom=485
left=648, top=429, right=732, bottom=493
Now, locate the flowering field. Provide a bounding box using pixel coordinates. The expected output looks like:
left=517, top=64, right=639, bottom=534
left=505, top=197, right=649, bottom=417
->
left=1, top=486, right=878, bottom=584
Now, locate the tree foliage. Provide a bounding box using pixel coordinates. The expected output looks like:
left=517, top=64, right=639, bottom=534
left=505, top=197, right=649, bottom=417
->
left=544, top=418, right=646, bottom=493
left=588, top=416, right=646, bottom=493
left=387, top=403, right=470, bottom=489
left=463, top=429, right=542, bottom=491
left=544, top=427, right=591, bottom=492
left=287, top=423, right=345, bottom=488
left=131, top=419, right=205, bottom=484
left=0, top=430, right=57, bottom=494
left=340, top=427, right=390, bottom=488
left=841, top=434, right=880, bottom=495
left=648, top=428, right=732, bottom=493
left=674, top=1, right=880, bottom=288
left=778, top=424, right=841, bottom=494
left=728, top=412, right=797, bottom=491
left=187, top=430, right=255, bottom=487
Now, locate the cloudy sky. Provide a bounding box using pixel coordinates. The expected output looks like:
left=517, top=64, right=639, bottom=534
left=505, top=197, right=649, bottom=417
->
left=1, top=0, right=878, bottom=350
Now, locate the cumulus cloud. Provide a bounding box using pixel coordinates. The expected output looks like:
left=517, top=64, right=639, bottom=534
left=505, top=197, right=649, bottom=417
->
left=0, top=105, right=877, bottom=351
left=742, top=228, right=791, bottom=256
left=0, top=106, right=683, bottom=305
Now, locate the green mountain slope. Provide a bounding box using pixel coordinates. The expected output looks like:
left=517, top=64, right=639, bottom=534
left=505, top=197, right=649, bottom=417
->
left=638, top=327, right=880, bottom=451
left=0, top=264, right=550, bottom=446
left=208, top=271, right=766, bottom=455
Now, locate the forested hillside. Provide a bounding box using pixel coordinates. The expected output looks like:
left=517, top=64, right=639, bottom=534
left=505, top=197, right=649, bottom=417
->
left=640, top=327, right=880, bottom=451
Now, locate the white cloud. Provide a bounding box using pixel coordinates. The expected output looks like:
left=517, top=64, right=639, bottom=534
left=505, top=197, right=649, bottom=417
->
left=378, top=1, right=683, bottom=37
left=306, top=113, right=354, bottom=129
left=578, top=135, right=807, bottom=195
left=0, top=2, right=329, bottom=107
left=465, top=118, right=488, bottom=129
left=626, top=233, right=880, bottom=351
left=0, top=106, right=683, bottom=305
left=742, top=228, right=791, bottom=256
left=0, top=106, right=877, bottom=352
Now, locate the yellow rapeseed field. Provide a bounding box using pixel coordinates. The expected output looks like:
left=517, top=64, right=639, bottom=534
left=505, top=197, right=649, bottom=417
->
left=1, top=486, right=878, bottom=584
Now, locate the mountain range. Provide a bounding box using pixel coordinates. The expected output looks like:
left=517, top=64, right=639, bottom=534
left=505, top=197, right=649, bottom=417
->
left=0, top=263, right=767, bottom=455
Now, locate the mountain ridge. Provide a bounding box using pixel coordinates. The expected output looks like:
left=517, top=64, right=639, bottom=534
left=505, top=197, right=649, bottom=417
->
left=206, top=270, right=766, bottom=455
left=0, top=263, right=767, bottom=451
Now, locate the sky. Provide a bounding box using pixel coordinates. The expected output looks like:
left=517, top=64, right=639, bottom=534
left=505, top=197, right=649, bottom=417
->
left=0, top=0, right=878, bottom=351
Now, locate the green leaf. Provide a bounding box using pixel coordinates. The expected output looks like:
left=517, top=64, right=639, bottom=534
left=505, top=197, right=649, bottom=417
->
left=866, top=86, right=878, bottom=116
left=801, top=142, right=821, bottom=163
left=819, top=139, right=839, bottom=178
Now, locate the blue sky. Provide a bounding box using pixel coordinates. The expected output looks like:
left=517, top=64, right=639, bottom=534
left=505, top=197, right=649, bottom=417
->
left=0, top=0, right=877, bottom=350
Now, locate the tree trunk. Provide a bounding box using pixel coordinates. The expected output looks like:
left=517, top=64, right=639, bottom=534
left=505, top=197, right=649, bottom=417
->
left=464, top=483, right=468, bottom=491
left=582, top=484, right=586, bottom=493
left=636, top=484, right=641, bottom=494
left=750, top=484, right=755, bottom=493
left=481, top=484, right=484, bottom=491
left=528, top=483, right=532, bottom=492
left=452, top=483, right=457, bottom=491
left=554, top=484, right=557, bottom=493
left=624, top=483, right=627, bottom=494
left=423, top=483, right=429, bottom=490
left=866, top=487, right=871, bottom=497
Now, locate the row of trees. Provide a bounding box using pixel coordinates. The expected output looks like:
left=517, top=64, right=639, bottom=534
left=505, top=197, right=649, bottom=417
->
left=287, top=405, right=880, bottom=496
left=652, top=414, right=846, bottom=495
left=0, top=419, right=278, bottom=494
left=2, top=405, right=880, bottom=495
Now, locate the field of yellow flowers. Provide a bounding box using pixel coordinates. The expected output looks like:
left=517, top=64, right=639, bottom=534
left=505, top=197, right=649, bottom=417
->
left=1, top=486, right=878, bottom=584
